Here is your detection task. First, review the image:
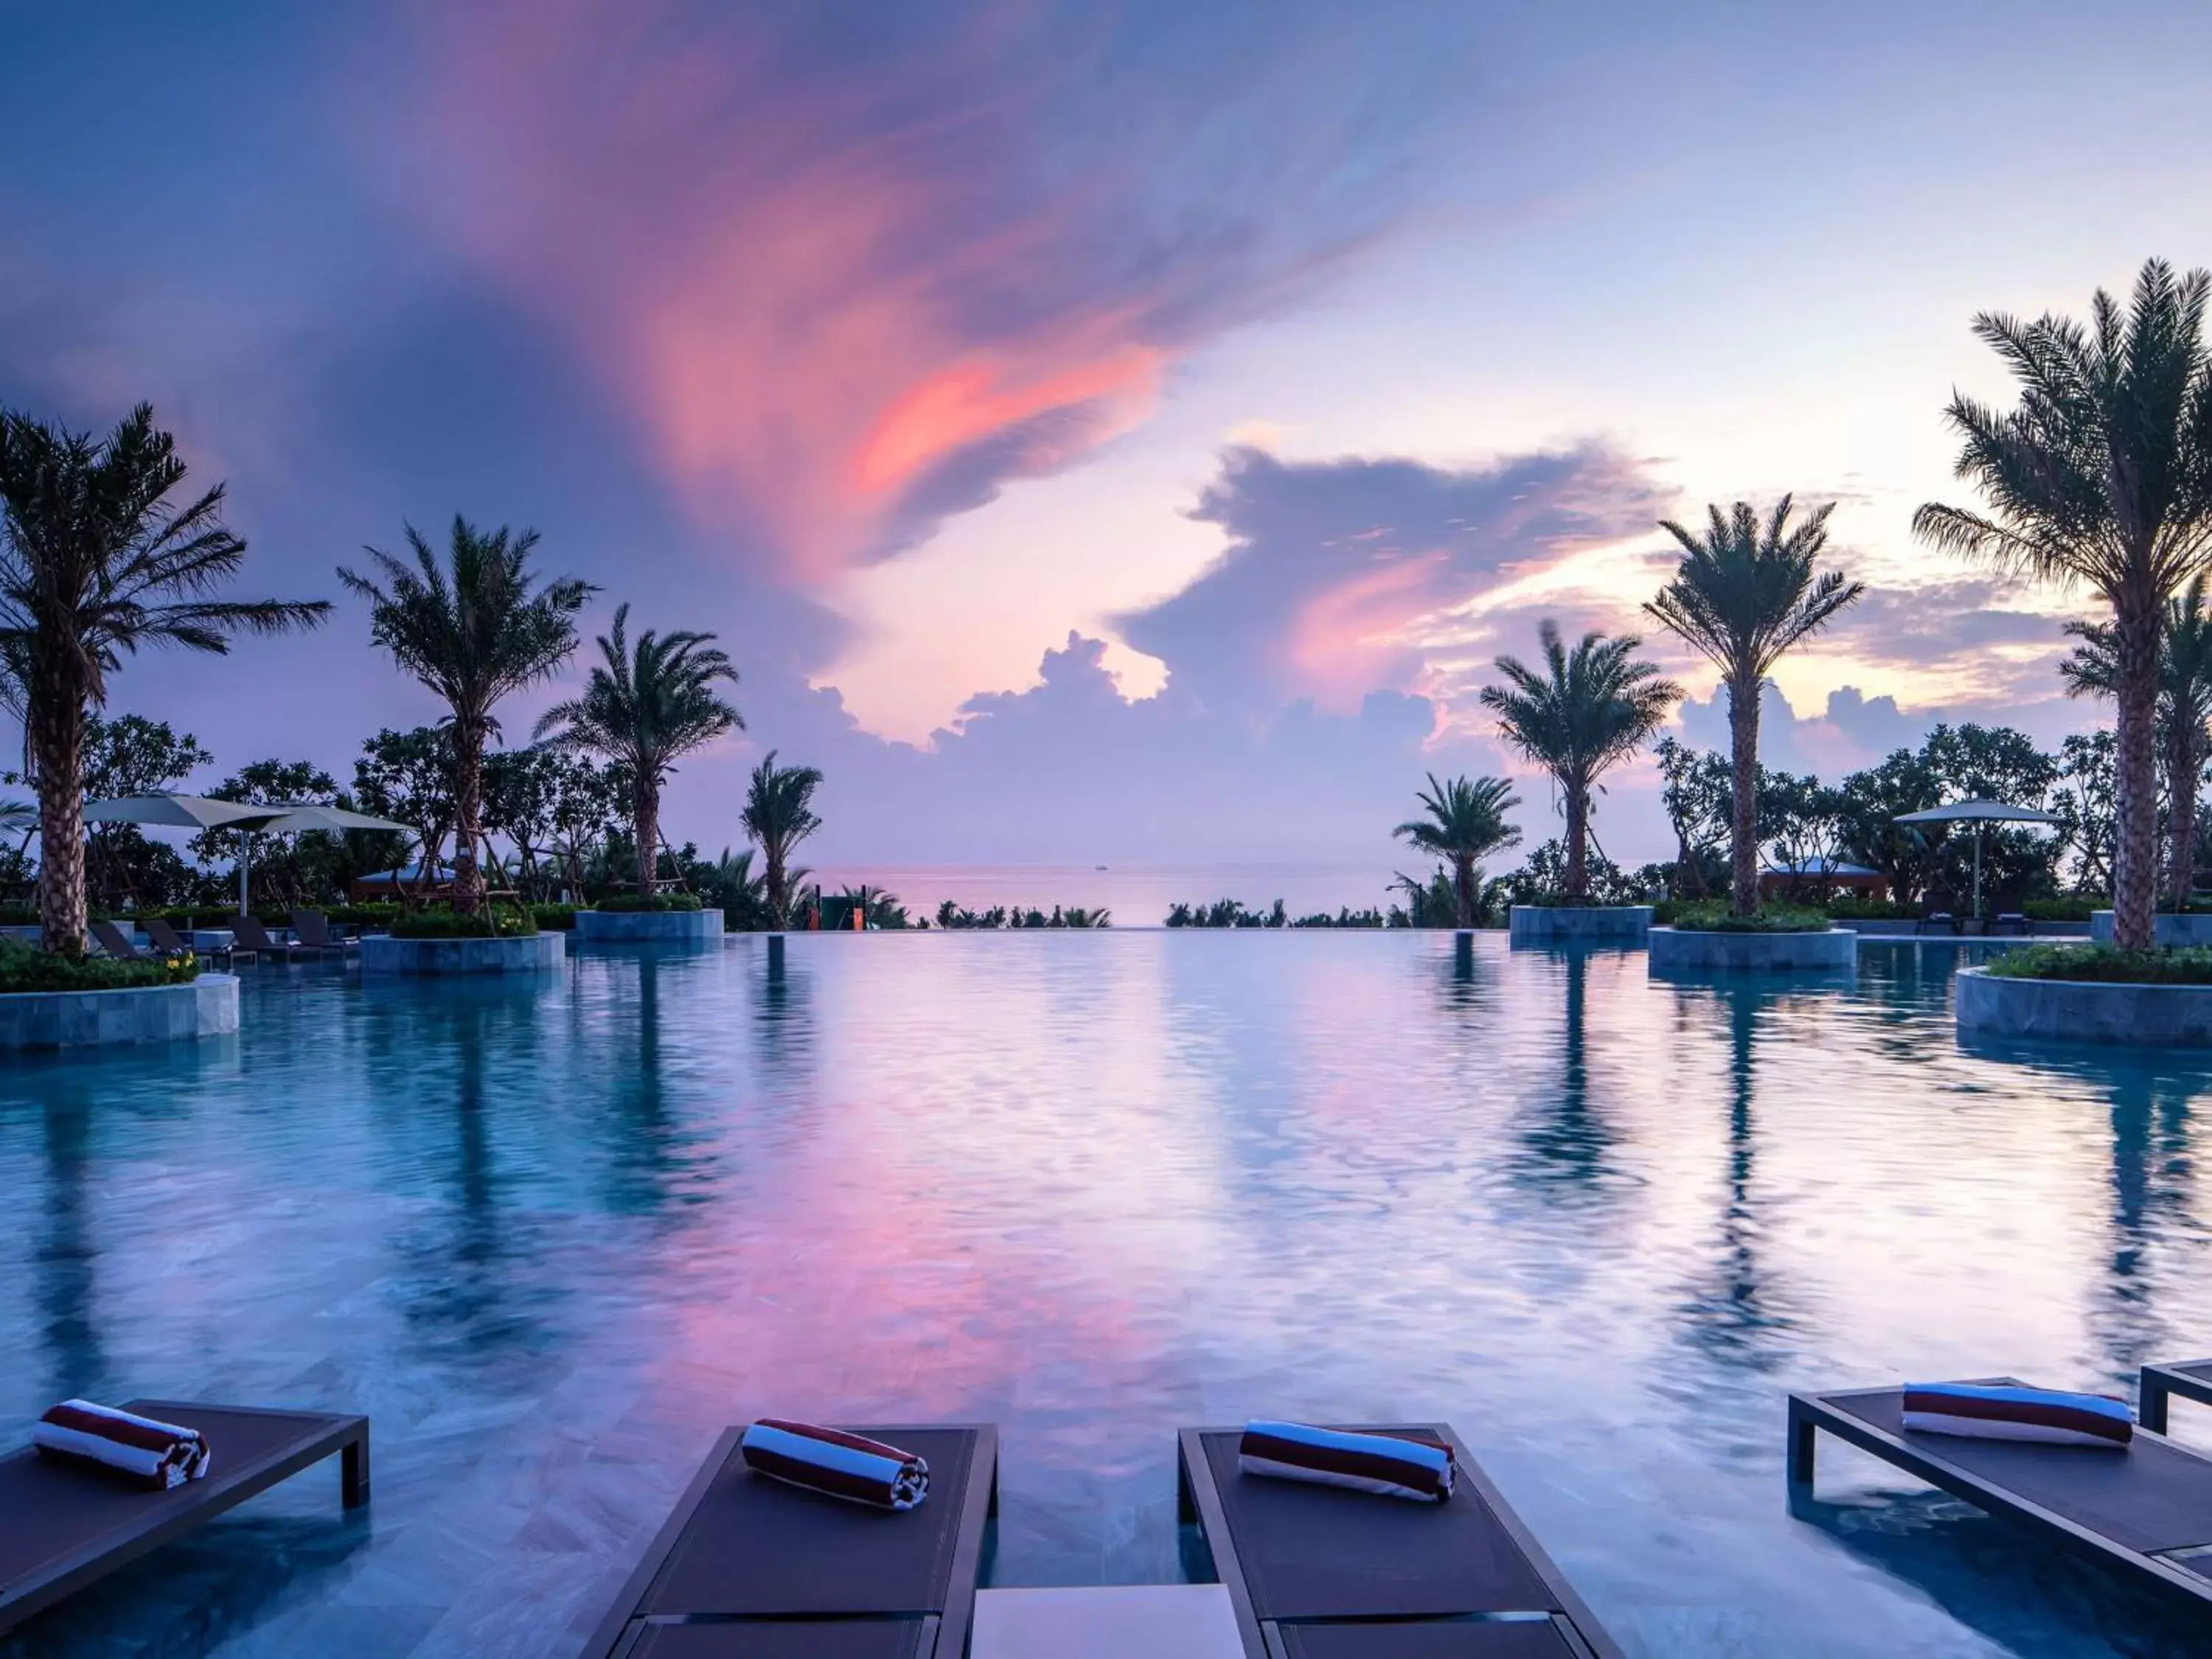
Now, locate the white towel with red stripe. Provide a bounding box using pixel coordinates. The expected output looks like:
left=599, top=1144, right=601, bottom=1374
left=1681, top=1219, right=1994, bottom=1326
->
left=739, top=1419, right=929, bottom=1510
left=1237, top=1420, right=1456, bottom=1502
left=32, top=1400, right=212, bottom=1489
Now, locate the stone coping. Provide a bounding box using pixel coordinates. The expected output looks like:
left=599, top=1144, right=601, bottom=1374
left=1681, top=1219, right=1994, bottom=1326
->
left=360, top=931, right=566, bottom=975
left=1956, top=964, right=2212, bottom=1047
left=1508, top=905, right=1653, bottom=943
left=0, top=973, right=240, bottom=1050
left=1647, top=924, right=1857, bottom=974
left=574, top=908, right=725, bottom=943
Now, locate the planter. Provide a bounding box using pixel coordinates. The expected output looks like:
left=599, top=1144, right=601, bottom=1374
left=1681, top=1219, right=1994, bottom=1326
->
left=1647, top=925, right=1857, bottom=974
left=1957, top=964, right=2212, bottom=1047
left=1508, top=905, right=1653, bottom=944
left=360, top=932, right=565, bottom=975
left=574, top=908, right=725, bottom=945
left=2089, top=911, right=2212, bottom=947
left=0, top=973, right=239, bottom=1050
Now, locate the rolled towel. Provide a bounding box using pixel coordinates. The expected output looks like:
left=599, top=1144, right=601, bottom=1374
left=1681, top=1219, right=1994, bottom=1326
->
left=1237, top=1420, right=1455, bottom=1502
left=1902, top=1382, right=2133, bottom=1449
left=739, top=1419, right=929, bottom=1510
left=32, top=1400, right=212, bottom=1489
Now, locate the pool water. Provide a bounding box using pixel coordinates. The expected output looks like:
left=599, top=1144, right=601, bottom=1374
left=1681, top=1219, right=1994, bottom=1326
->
left=3, top=933, right=2211, bottom=1658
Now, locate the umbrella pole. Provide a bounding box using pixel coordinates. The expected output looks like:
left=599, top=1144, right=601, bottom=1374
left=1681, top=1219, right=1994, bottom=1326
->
left=238, top=831, right=252, bottom=915
left=1973, top=826, right=1983, bottom=922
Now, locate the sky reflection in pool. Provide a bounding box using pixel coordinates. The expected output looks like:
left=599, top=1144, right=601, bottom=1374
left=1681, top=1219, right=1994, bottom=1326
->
left=1, top=934, right=2210, bottom=1657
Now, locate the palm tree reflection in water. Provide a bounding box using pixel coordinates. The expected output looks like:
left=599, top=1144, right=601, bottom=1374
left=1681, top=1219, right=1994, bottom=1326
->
left=37, top=1098, right=105, bottom=1399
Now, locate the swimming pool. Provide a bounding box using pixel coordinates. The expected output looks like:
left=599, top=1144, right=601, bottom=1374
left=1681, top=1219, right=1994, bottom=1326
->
left=2, top=933, right=2209, bottom=1657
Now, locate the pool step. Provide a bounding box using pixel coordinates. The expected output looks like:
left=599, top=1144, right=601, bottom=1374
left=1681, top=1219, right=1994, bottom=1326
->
left=971, top=1584, right=1243, bottom=1658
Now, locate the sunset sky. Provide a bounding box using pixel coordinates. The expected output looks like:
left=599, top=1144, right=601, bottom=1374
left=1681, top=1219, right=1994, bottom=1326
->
left=7, top=1, right=2212, bottom=871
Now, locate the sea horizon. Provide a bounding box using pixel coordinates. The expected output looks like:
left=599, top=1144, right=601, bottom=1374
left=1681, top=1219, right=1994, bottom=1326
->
left=805, top=861, right=1408, bottom=921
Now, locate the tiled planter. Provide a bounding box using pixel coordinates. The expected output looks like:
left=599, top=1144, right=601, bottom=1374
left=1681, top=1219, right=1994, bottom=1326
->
left=2089, top=911, right=2212, bottom=946
left=1957, top=965, right=2212, bottom=1046
left=1508, top=905, right=1653, bottom=943
left=1647, top=925, right=1857, bottom=973
left=574, top=908, right=724, bottom=944
left=0, top=973, right=240, bottom=1050
left=360, top=933, right=565, bottom=975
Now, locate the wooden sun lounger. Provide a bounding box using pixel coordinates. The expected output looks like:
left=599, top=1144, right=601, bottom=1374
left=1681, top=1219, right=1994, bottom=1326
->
left=1178, top=1424, right=1624, bottom=1658
left=2142, top=1360, right=2212, bottom=1434
left=582, top=1423, right=998, bottom=1659
left=88, top=920, right=150, bottom=962
left=230, top=915, right=316, bottom=962
left=0, top=1399, right=368, bottom=1636
left=1789, top=1380, right=2212, bottom=1610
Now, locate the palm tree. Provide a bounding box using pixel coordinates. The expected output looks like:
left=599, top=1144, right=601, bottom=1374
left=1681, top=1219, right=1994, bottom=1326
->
left=0, top=404, right=328, bottom=952
left=1916, top=260, right=2212, bottom=950
left=1646, top=497, right=1863, bottom=915
left=2059, top=574, right=2212, bottom=909
left=533, top=604, right=742, bottom=899
left=339, top=518, right=590, bottom=911
left=1394, top=773, right=1522, bottom=927
left=1481, top=622, right=1682, bottom=901
left=740, top=750, right=824, bottom=928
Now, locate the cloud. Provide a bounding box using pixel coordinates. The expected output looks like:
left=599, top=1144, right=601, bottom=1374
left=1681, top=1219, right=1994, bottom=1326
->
left=376, top=0, right=1478, bottom=585
left=1676, top=678, right=2093, bottom=780
left=1118, top=443, right=1675, bottom=713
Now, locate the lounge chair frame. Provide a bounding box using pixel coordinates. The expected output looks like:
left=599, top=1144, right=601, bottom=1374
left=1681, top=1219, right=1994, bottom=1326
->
left=1788, top=1381, right=2212, bottom=1610
left=582, top=1422, right=998, bottom=1659
left=2141, top=1360, right=2212, bottom=1435
left=1178, top=1422, right=1623, bottom=1659
left=0, top=1399, right=367, bottom=1635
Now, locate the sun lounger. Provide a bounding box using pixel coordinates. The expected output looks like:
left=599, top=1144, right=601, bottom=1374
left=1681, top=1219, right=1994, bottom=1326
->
left=139, top=915, right=231, bottom=964
left=231, top=915, right=315, bottom=962
left=1788, top=1380, right=2212, bottom=1610
left=289, top=911, right=352, bottom=956
left=88, top=920, right=150, bottom=962
left=0, top=1399, right=367, bottom=1636
left=1917, top=891, right=1961, bottom=935
left=1177, top=1423, right=1624, bottom=1658
left=582, top=1422, right=998, bottom=1658
left=2141, top=1360, right=2212, bottom=1434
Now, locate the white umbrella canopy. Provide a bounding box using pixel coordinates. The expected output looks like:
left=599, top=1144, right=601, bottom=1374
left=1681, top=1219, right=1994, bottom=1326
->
left=250, top=803, right=412, bottom=835
left=82, top=793, right=285, bottom=831
left=1892, top=799, right=2062, bottom=918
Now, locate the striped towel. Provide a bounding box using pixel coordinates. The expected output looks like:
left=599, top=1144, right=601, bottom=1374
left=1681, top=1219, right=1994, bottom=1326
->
left=1902, top=1382, right=2133, bottom=1449
left=32, top=1400, right=213, bottom=1489
left=739, top=1419, right=930, bottom=1510
left=1237, top=1421, right=1455, bottom=1502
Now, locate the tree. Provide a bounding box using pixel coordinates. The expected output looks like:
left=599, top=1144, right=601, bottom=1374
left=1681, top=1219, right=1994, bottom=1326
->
left=1916, top=260, right=2212, bottom=948
left=338, top=518, right=589, bottom=911
left=2051, top=730, right=2118, bottom=894
left=191, top=758, right=341, bottom=908
left=1835, top=724, right=2065, bottom=905
left=533, top=603, right=742, bottom=899
left=741, top=751, right=824, bottom=928
left=0, top=404, right=328, bottom=951
left=58, top=715, right=212, bottom=909
left=353, top=726, right=458, bottom=900
left=2060, top=574, right=2212, bottom=907
left=1646, top=496, right=1863, bottom=914
left=1481, top=622, right=1679, bottom=900
left=1393, top=773, right=1521, bottom=927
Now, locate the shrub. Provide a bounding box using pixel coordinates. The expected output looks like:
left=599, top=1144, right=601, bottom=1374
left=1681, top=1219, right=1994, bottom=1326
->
left=594, top=893, right=703, bottom=912
left=1664, top=900, right=1832, bottom=934
left=389, top=906, right=539, bottom=939
left=532, top=903, right=578, bottom=931
left=1824, top=896, right=1912, bottom=920
left=1984, top=944, right=2212, bottom=984
left=0, top=937, right=198, bottom=992
left=0, top=905, right=37, bottom=927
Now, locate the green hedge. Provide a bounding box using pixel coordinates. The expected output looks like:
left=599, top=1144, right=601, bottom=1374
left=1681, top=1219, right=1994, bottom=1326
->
left=0, top=937, right=199, bottom=992
left=594, top=893, right=703, bottom=912
left=389, top=907, right=539, bottom=939
left=531, top=904, right=578, bottom=931
left=1663, top=900, right=1833, bottom=934
left=1985, top=944, right=2212, bottom=984
left=1823, top=897, right=1912, bottom=920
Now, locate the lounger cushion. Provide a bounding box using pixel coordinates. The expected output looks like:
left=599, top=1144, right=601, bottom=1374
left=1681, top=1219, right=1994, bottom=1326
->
left=1200, top=1431, right=1559, bottom=1620
left=1279, top=1624, right=1579, bottom=1657
left=628, top=1624, right=927, bottom=1658
left=1903, top=1382, right=2132, bottom=1447
left=641, top=1428, right=974, bottom=1618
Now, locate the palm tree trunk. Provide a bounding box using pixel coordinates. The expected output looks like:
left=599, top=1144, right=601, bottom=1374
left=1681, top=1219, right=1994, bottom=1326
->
left=1453, top=854, right=1475, bottom=928
left=32, top=693, right=86, bottom=955
left=765, top=844, right=787, bottom=928
left=2167, top=718, right=2199, bottom=911
left=1728, top=670, right=1760, bottom=917
left=2113, top=601, right=2162, bottom=950
left=634, top=779, right=659, bottom=900
left=452, top=724, right=485, bottom=913
left=1565, top=780, right=1590, bottom=902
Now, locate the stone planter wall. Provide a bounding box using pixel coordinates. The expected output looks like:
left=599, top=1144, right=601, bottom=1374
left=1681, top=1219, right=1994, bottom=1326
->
left=0, top=973, right=239, bottom=1050
left=360, top=932, right=565, bottom=975
left=574, top=908, right=725, bottom=944
left=1647, top=925, right=1857, bottom=973
left=1957, top=964, right=2212, bottom=1046
left=2089, top=911, right=2212, bottom=946
left=1508, top=905, right=1653, bottom=944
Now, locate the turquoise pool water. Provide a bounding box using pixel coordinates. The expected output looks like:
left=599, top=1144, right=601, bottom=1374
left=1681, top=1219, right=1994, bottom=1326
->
left=3, top=933, right=2211, bottom=1657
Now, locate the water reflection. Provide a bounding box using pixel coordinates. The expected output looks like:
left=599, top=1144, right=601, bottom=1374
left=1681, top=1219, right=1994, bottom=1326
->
left=35, top=1100, right=102, bottom=1399
left=1512, top=947, right=1621, bottom=1198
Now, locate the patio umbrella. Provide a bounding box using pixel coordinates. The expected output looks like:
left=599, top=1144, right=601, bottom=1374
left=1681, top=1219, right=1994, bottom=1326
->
left=1893, top=800, right=2062, bottom=920
left=84, top=793, right=293, bottom=913
left=246, top=804, right=416, bottom=914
